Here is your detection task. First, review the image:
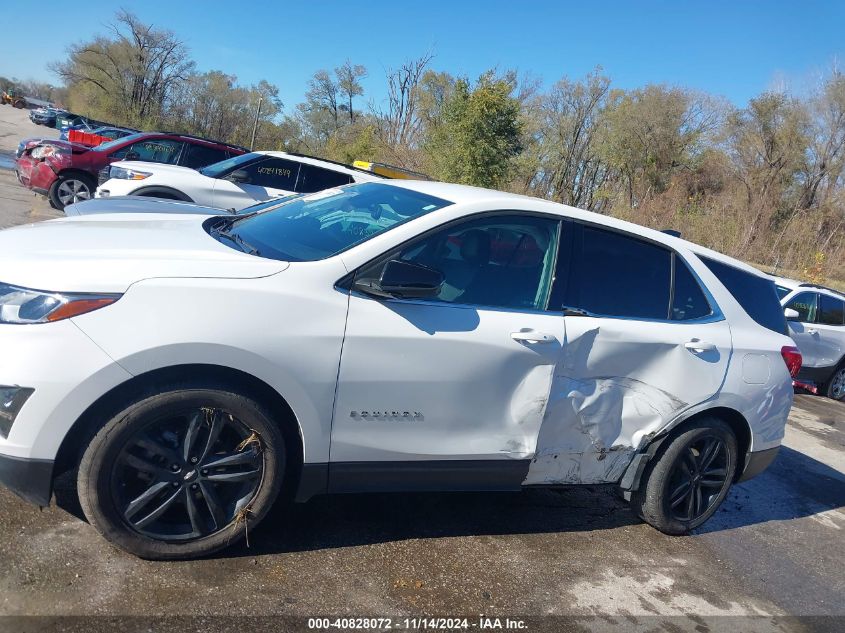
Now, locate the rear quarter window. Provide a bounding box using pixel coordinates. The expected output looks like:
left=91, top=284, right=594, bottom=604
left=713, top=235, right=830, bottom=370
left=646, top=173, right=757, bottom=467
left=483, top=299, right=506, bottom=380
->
left=701, top=257, right=787, bottom=334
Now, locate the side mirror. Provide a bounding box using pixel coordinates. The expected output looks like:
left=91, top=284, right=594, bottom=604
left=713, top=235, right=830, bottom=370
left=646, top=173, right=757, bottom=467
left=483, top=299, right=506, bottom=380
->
left=228, top=169, right=250, bottom=184
left=784, top=307, right=800, bottom=321
left=354, top=260, right=444, bottom=299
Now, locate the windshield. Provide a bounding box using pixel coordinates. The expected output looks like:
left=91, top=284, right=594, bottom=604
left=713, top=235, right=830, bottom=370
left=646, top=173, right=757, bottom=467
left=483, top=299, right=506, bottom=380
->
left=93, top=132, right=146, bottom=152
left=211, top=182, right=452, bottom=261
left=199, top=152, right=261, bottom=178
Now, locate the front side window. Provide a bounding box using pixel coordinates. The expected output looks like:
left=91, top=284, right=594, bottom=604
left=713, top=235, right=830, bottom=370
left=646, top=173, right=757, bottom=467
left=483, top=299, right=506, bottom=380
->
left=115, top=139, right=184, bottom=164
left=785, top=292, right=817, bottom=323
left=239, top=157, right=301, bottom=190
left=362, top=214, right=560, bottom=311
left=566, top=225, right=672, bottom=319
left=818, top=294, right=845, bottom=326
left=211, top=183, right=451, bottom=262
left=296, top=164, right=354, bottom=193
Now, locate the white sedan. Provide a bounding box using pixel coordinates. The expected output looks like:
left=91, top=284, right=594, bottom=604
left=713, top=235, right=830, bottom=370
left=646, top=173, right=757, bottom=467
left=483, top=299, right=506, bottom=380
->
left=0, top=180, right=797, bottom=559
left=95, top=150, right=382, bottom=211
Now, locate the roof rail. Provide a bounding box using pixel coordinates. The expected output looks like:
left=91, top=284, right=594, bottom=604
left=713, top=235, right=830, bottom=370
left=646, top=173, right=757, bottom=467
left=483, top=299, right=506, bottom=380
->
left=798, top=283, right=845, bottom=298
left=352, top=160, right=432, bottom=180
left=156, top=131, right=249, bottom=153
left=285, top=152, right=384, bottom=176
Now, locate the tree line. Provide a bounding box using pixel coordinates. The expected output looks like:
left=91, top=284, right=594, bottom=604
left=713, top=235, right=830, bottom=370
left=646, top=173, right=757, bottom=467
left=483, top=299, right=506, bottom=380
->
left=9, top=11, right=844, bottom=284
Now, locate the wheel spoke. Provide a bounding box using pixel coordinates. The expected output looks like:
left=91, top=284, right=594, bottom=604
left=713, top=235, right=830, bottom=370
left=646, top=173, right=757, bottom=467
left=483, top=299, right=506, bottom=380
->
left=198, top=410, right=225, bottom=462
left=685, top=484, right=696, bottom=519
left=699, top=439, right=723, bottom=471
left=184, top=488, right=203, bottom=536
left=693, top=485, right=704, bottom=518
left=203, top=450, right=258, bottom=470
left=134, top=435, right=182, bottom=466
left=205, top=469, right=261, bottom=483
left=125, top=481, right=173, bottom=521
left=198, top=481, right=226, bottom=530
left=119, top=452, right=172, bottom=480
left=183, top=411, right=203, bottom=461
left=669, top=480, right=691, bottom=508
left=132, top=488, right=182, bottom=529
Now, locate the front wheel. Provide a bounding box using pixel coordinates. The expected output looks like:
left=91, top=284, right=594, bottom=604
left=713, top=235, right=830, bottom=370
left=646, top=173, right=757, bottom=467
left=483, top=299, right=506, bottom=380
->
left=78, top=388, right=286, bottom=559
left=630, top=418, right=738, bottom=534
left=49, top=173, right=95, bottom=210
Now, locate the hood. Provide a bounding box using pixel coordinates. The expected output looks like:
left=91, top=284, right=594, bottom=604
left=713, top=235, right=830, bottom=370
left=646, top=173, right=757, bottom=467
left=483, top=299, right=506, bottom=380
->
left=35, top=138, right=90, bottom=154
left=65, top=196, right=231, bottom=217
left=112, top=160, right=203, bottom=178
left=0, top=214, right=287, bottom=293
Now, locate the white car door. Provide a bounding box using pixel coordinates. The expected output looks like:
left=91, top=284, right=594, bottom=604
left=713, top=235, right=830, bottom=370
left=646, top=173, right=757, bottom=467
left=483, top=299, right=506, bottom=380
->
left=814, top=293, right=845, bottom=368
left=211, top=156, right=300, bottom=211
left=331, top=214, right=565, bottom=483
left=784, top=291, right=820, bottom=366
left=523, top=223, right=732, bottom=485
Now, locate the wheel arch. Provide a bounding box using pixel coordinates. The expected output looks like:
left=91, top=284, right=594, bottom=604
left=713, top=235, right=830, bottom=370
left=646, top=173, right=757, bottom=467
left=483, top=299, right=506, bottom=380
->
left=128, top=185, right=194, bottom=202
left=54, top=363, right=305, bottom=494
left=54, top=168, right=97, bottom=187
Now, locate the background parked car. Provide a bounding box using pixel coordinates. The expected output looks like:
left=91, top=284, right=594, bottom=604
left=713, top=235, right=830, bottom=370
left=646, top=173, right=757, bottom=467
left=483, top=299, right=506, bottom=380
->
left=15, top=132, right=248, bottom=210
left=29, top=106, right=65, bottom=127
left=63, top=194, right=300, bottom=217
left=59, top=121, right=136, bottom=142
left=97, top=151, right=383, bottom=210
left=779, top=279, right=845, bottom=400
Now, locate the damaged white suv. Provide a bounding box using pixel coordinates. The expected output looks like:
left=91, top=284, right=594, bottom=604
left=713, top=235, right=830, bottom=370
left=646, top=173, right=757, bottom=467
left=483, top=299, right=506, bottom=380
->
left=0, top=181, right=799, bottom=559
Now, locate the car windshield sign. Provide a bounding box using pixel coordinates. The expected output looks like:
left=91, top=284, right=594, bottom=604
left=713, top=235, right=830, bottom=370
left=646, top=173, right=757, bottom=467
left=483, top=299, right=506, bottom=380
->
left=209, top=182, right=452, bottom=261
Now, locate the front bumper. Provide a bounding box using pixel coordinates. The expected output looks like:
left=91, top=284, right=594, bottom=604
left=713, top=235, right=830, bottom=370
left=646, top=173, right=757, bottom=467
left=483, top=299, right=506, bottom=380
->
left=15, top=156, right=57, bottom=193
left=0, top=453, right=53, bottom=505
left=736, top=446, right=780, bottom=482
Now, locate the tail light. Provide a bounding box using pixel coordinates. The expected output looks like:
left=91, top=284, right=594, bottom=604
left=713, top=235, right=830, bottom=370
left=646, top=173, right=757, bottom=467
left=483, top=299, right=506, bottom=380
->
left=781, top=345, right=802, bottom=378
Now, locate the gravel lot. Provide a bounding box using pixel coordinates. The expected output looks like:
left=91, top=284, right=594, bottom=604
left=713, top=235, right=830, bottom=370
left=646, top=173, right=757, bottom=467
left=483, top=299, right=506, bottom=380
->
left=0, top=105, right=843, bottom=632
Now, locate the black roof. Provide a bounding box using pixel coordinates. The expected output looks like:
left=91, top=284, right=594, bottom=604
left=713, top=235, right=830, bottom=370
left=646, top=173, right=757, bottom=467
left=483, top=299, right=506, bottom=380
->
left=798, top=283, right=845, bottom=298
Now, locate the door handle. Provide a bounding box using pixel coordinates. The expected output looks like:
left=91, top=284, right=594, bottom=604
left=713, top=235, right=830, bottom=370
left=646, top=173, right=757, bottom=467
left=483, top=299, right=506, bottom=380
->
left=511, top=330, right=555, bottom=344
left=684, top=340, right=716, bottom=353
left=807, top=329, right=819, bottom=335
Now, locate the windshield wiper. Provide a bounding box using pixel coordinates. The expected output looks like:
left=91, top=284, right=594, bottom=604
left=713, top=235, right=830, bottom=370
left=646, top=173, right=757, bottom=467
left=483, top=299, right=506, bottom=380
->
left=211, top=225, right=261, bottom=256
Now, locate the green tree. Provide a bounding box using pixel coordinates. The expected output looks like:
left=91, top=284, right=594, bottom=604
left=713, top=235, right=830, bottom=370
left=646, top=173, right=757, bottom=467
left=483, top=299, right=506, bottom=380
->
left=426, top=71, right=523, bottom=188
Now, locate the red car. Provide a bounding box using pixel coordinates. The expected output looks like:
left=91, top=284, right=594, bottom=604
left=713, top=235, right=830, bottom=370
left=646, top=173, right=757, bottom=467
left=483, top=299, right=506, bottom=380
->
left=15, top=132, right=247, bottom=210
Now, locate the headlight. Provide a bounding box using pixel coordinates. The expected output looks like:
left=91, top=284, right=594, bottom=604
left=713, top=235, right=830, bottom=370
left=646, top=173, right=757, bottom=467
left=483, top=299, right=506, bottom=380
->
left=30, top=145, right=58, bottom=160
left=110, top=166, right=151, bottom=180
left=0, top=282, right=121, bottom=324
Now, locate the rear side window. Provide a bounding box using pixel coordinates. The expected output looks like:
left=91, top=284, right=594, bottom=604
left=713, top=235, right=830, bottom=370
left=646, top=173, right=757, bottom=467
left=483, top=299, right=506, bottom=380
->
left=296, top=164, right=354, bottom=193
left=181, top=143, right=230, bottom=169
left=672, top=258, right=712, bottom=321
left=818, top=294, right=845, bottom=326
left=566, top=225, right=671, bottom=319
left=785, top=292, right=817, bottom=322
left=701, top=257, right=786, bottom=334
left=242, top=157, right=300, bottom=190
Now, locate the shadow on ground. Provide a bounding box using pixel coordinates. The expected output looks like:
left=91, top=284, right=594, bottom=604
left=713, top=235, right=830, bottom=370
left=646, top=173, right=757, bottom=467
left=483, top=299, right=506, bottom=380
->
left=53, top=445, right=845, bottom=558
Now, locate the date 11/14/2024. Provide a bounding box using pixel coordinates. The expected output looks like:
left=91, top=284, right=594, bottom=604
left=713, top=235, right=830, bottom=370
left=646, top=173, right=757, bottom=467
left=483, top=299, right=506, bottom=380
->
left=307, top=617, right=528, bottom=630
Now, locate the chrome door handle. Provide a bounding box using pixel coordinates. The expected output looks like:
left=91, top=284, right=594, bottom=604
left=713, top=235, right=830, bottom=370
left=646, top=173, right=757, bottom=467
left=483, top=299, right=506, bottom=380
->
left=807, top=329, right=819, bottom=335
left=684, top=340, right=716, bottom=353
left=511, top=330, right=555, bottom=344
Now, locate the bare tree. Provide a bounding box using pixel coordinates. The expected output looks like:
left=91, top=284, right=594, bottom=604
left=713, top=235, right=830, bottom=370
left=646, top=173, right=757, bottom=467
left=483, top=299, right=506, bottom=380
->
left=336, top=60, right=367, bottom=123
left=378, top=52, right=434, bottom=150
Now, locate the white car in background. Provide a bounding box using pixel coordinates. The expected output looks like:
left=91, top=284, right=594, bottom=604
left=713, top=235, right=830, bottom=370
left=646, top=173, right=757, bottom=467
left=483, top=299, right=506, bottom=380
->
left=64, top=195, right=299, bottom=217
left=0, top=180, right=798, bottom=559
left=95, top=151, right=383, bottom=210
left=776, top=277, right=845, bottom=400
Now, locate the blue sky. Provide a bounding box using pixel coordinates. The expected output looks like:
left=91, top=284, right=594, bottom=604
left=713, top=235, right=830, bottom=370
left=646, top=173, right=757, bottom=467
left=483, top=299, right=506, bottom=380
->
left=2, top=0, right=843, bottom=113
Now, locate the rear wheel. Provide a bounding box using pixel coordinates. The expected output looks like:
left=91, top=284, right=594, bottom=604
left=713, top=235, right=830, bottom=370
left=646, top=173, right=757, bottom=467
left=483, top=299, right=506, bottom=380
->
left=825, top=365, right=845, bottom=401
left=631, top=418, right=738, bottom=534
left=78, top=388, right=285, bottom=559
left=49, top=173, right=95, bottom=210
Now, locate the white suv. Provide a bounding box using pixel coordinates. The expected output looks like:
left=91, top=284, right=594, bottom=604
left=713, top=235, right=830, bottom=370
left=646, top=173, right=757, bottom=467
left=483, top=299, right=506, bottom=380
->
left=0, top=181, right=798, bottom=559
left=96, top=151, right=383, bottom=210
left=776, top=279, right=845, bottom=400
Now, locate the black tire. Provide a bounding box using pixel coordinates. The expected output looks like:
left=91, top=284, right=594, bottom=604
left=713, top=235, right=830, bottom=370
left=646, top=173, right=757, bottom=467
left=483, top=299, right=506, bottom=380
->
left=823, top=363, right=845, bottom=401
left=49, top=172, right=96, bottom=210
left=77, top=387, right=286, bottom=560
left=630, top=417, right=738, bottom=535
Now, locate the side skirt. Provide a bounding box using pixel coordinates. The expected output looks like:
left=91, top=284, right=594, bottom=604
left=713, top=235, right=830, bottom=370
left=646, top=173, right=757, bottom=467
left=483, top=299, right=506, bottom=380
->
left=294, top=460, right=531, bottom=503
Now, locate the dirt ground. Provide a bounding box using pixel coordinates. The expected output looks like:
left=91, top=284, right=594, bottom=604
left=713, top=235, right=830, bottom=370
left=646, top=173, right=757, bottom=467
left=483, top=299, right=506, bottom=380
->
left=0, top=104, right=843, bottom=632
